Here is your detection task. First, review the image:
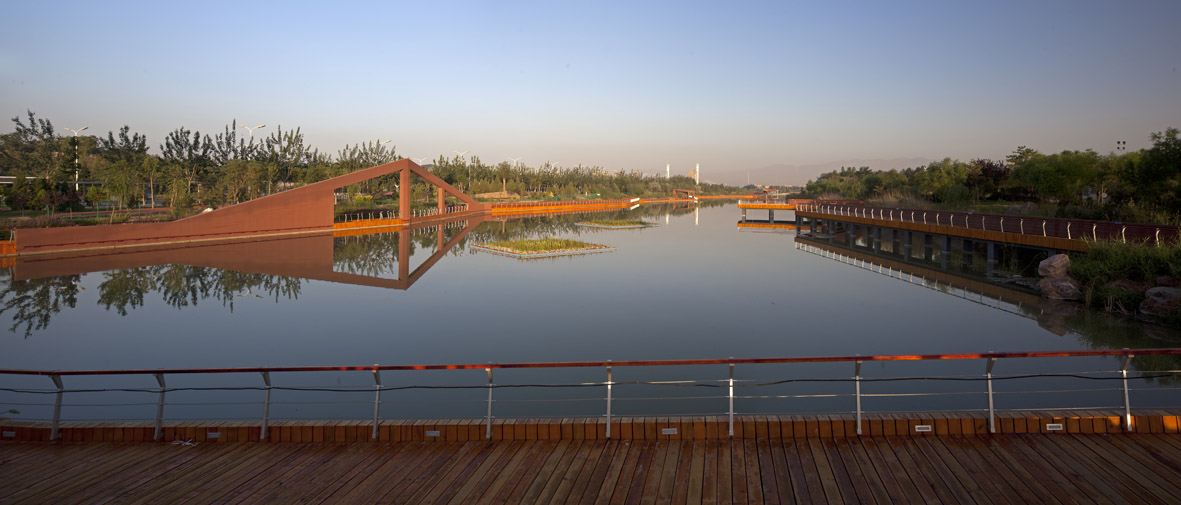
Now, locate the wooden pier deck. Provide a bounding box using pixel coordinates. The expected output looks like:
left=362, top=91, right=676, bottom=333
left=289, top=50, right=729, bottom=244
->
left=3, top=432, right=1179, bottom=504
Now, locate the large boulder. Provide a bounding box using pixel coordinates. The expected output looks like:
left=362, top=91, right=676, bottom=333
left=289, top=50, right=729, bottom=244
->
left=1139, top=287, right=1181, bottom=318
left=1038, top=277, right=1082, bottom=300
left=1038, top=254, right=1071, bottom=278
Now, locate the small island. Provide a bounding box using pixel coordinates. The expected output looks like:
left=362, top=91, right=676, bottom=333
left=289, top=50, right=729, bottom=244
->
left=472, top=238, right=615, bottom=259
left=574, top=219, right=653, bottom=229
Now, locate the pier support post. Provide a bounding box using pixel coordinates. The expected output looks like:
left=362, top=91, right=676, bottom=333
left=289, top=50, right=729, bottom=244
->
left=872, top=227, right=881, bottom=253
left=768, top=209, right=774, bottom=223
left=962, top=239, right=974, bottom=269
left=987, top=242, right=998, bottom=276
left=741, top=208, right=746, bottom=222
left=924, top=234, right=933, bottom=261
left=940, top=235, right=951, bottom=269
left=903, top=231, right=913, bottom=262
left=847, top=224, right=856, bottom=247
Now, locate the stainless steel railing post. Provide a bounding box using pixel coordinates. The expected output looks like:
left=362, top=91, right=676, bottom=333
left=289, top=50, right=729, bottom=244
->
left=154, top=373, right=166, bottom=441
left=485, top=367, right=494, bottom=439
left=260, top=371, right=272, bottom=440
left=728, top=361, right=735, bottom=437
left=854, top=361, right=863, bottom=435
left=50, top=374, right=63, bottom=441
left=986, top=358, right=997, bottom=434
left=1121, top=353, right=1134, bottom=432
left=371, top=366, right=382, bottom=439
left=605, top=365, right=613, bottom=439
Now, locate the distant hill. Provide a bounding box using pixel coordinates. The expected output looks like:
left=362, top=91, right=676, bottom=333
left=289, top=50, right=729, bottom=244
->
left=716, top=158, right=932, bottom=187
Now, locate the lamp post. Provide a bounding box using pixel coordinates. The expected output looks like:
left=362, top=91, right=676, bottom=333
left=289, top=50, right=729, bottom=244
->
left=63, top=126, right=88, bottom=192
left=237, top=123, right=266, bottom=143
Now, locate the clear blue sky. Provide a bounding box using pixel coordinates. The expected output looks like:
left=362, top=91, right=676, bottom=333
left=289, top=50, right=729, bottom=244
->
left=2, top=1, right=1178, bottom=185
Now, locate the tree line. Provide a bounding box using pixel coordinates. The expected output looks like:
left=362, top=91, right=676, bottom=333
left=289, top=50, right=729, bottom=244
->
left=803, top=128, right=1181, bottom=224
left=0, top=110, right=742, bottom=215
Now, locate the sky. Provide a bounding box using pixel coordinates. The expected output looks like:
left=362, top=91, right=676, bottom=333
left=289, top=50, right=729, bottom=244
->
left=2, top=0, right=1179, bottom=185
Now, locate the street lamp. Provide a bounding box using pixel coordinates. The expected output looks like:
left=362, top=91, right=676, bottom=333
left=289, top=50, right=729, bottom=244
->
left=237, top=123, right=266, bottom=142
left=63, top=126, right=88, bottom=192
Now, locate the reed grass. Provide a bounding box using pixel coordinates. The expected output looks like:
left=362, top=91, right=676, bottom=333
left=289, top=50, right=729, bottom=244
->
left=576, top=219, right=650, bottom=227
left=479, top=238, right=607, bottom=254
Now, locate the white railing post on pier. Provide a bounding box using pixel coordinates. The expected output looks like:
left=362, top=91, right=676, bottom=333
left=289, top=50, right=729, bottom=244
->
left=486, top=367, right=494, bottom=439
left=605, top=364, right=613, bottom=439
left=154, top=373, right=166, bottom=440
left=854, top=361, right=863, bottom=435
left=371, top=366, right=382, bottom=439
left=728, top=361, right=735, bottom=437
left=50, top=374, right=63, bottom=441
left=1121, top=353, right=1134, bottom=432
left=986, top=358, right=997, bottom=434
left=260, top=371, right=272, bottom=440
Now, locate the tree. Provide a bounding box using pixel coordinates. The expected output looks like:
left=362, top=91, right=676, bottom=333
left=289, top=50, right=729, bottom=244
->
left=160, top=127, right=213, bottom=195
left=5, top=111, right=66, bottom=181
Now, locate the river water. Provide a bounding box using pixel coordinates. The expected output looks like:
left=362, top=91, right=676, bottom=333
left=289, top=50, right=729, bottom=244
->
left=1, top=203, right=1177, bottom=423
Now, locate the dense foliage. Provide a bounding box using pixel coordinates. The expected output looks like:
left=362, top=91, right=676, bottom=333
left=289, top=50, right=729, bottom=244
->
left=0, top=111, right=743, bottom=215
left=803, top=128, right=1181, bottom=225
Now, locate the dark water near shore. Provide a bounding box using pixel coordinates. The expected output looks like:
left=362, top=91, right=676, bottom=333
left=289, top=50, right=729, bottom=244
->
left=1, top=203, right=1177, bottom=423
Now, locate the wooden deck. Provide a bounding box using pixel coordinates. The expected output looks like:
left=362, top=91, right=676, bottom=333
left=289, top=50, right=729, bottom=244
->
left=2, top=433, right=1179, bottom=504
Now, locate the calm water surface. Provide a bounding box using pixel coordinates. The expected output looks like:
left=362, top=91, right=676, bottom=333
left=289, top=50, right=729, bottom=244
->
left=2, top=203, right=1177, bottom=421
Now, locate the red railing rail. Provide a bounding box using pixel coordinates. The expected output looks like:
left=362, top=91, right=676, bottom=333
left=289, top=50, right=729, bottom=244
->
left=2, top=348, right=1178, bottom=376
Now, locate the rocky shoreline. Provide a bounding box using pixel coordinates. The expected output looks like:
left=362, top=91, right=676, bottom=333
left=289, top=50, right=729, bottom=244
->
left=1037, top=253, right=1181, bottom=324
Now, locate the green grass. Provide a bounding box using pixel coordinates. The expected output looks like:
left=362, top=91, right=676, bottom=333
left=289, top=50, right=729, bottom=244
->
left=576, top=219, right=651, bottom=227
left=478, top=238, right=607, bottom=254
left=1071, top=240, right=1181, bottom=320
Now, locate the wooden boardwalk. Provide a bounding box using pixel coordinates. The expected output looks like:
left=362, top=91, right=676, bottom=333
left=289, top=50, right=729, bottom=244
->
left=2, top=434, right=1179, bottom=504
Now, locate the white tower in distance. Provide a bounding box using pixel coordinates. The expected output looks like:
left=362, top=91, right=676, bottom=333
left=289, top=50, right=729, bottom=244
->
left=666, top=163, right=670, bottom=179
left=695, top=163, right=700, bottom=184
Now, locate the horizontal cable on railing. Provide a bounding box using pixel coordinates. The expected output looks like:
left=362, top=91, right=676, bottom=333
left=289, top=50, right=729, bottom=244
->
left=2, top=372, right=1175, bottom=397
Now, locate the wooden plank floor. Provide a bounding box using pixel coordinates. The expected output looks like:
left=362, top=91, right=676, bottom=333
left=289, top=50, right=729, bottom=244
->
left=2, top=434, right=1179, bottom=504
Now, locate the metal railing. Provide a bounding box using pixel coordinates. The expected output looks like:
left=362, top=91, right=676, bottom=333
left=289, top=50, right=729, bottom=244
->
left=2, top=349, right=1178, bottom=441
left=797, top=203, right=1180, bottom=245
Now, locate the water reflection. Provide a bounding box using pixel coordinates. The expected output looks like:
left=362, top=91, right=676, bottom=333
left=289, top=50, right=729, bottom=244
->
left=0, top=204, right=701, bottom=338
left=795, top=236, right=1181, bottom=379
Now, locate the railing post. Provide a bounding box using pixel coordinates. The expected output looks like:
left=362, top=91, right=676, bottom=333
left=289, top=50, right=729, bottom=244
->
left=728, top=360, right=735, bottom=437
left=986, top=358, right=997, bottom=434
left=154, top=373, right=166, bottom=441
left=260, top=371, right=272, bottom=441
left=1121, top=353, right=1134, bottom=432
left=854, top=361, right=863, bottom=435
left=50, top=374, right=63, bottom=441
left=485, top=367, right=494, bottom=439
left=605, top=364, right=613, bottom=439
left=371, top=366, right=381, bottom=440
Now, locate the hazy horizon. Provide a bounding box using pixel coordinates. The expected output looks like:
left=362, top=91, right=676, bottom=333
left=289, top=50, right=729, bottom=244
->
left=3, top=1, right=1178, bottom=186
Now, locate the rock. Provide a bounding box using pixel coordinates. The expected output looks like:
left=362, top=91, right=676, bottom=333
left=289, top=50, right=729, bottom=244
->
left=1038, top=254, right=1071, bottom=278
left=1038, top=277, right=1082, bottom=300
left=1104, top=279, right=1149, bottom=295
left=1154, top=276, right=1179, bottom=288
left=1139, top=287, right=1181, bottom=318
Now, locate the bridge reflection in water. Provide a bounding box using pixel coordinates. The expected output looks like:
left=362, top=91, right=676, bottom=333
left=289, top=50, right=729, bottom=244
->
left=10, top=215, right=484, bottom=291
